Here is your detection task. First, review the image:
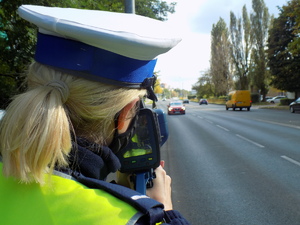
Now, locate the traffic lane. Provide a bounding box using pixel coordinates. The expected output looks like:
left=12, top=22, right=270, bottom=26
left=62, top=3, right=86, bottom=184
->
left=159, top=101, right=300, bottom=193
left=159, top=101, right=299, bottom=155
left=159, top=101, right=300, bottom=167
left=187, top=106, right=300, bottom=192
left=159, top=100, right=300, bottom=178
left=187, top=112, right=300, bottom=193
left=225, top=107, right=300, bottom=128
left=183, top=101, right=300, bottom=127
left=186, top=106, right=300, bottom=167
left=162, top=113, right=300, bottom=225
left=161, top=110, right=300, bottom=225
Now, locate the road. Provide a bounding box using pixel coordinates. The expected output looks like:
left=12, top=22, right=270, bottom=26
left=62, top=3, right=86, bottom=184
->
left=157, top=100, right=300, bottom=225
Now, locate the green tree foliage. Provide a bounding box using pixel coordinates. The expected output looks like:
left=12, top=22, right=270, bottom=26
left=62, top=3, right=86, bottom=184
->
left=192, top=70, right=214, bottom=99
left=162, top=88, right=171, bottom=98
left=0, top=0, right=176, bottom=108
left=210, top=18, right=233, bottom=96
left=286, top=0, right=300, bottom=55
left=267, top=0, right=300, bottom=97
left=249, top=0, right=270, bottom=98
left=154, top=77, right=163, bottom=94
left=136, top=0, right=176, bottom=21
left=229, top=6, right=252, bottom=90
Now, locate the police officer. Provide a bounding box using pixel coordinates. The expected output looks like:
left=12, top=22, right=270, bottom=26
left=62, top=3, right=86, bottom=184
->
left=0, top=5, right=190, bottom=225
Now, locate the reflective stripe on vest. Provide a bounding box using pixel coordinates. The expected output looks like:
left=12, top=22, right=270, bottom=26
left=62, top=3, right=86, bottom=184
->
left=0, top=163, right=142, bottom=225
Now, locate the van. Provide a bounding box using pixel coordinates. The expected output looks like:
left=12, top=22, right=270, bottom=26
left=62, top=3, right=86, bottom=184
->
left=226, top=90, right=251, bottom=111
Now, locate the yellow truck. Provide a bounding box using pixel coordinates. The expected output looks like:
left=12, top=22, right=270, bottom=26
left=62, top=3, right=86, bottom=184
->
left=226, top=90, right=252, bottom=111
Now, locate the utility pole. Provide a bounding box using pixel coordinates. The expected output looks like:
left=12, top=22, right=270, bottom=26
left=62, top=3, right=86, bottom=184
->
left=125, top=0, right=135, bottom=14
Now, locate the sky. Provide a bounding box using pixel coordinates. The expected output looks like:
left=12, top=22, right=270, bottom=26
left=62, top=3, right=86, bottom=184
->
left=155, top=0, right=289, bottom=91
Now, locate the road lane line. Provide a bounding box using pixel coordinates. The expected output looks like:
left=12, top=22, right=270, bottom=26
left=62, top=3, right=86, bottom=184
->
left=281, top=155, right=300, bottom=167
left=205, top=119, right=213, bottom=124
left=216, top=125, right=229, bottom=132
left=236, top=134, right=265, bottom=148
left=255, top=119, right=300, bottom=130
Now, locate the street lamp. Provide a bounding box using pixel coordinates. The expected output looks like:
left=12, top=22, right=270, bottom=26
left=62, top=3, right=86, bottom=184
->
left=125, top=0, right=135, bottom=14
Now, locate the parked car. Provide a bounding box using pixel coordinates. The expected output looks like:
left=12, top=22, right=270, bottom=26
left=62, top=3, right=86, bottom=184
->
left=199, top=99, right=208, bottom=105
left=183, top=99, right=189, bottom=104
left=266, top=96, right=286, bottom=103
left=167, top=101, right=186, bottom=115
left=289, top=97, right=300, bottom=113
left=264, top=96, right=273, bottom=102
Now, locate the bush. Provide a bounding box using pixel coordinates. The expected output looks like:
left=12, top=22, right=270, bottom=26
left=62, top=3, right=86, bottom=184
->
left=280, top=98, right=294, bottom=105
left=251, top=93, right=260, bottom=103
left=188, top=95, right=196, bottom=100
left=207, top=97, right=226, bottom=104
left=218, top=96, right=227, bottom=100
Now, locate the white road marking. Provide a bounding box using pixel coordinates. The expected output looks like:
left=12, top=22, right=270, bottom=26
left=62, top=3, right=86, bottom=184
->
left=281, top=155, right=300, bottom=167
left=255, top=119, right=300, bottom=130
left=216, top=125, right=229, bottom=132
left=205, top=119, right=213, bottom=124
left=236, top=134, right=265, bottom=148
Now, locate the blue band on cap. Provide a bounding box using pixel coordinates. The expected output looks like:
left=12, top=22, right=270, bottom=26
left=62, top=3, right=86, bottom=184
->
left=35, top=33, right=157, bottom=85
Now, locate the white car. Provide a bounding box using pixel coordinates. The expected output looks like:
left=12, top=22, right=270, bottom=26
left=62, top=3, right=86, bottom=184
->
left=266, top=96, right=286, bottom=103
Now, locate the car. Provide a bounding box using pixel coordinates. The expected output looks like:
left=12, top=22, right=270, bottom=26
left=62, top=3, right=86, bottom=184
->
left=266, top=96, right=286, bottom=103
left=199, top=99, right=208, bottom=105
left=167, top=101, right=185, bottom=115
left=289, top=97, right=300, bottom=113
left=183, top=99, right=189, bottom=103
left=264, top=96, right=273, bottom=101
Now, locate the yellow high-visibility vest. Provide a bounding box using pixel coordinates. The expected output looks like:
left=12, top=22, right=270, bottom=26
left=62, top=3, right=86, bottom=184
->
left=0, top=163, right=143, bottom=225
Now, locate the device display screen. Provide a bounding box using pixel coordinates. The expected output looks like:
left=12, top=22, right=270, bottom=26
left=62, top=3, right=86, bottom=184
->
left=117, top=108, right=160, bottom=173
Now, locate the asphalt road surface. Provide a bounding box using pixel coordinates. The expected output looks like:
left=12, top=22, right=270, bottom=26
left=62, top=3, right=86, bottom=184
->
left=158, top=100, right=300, bottom=225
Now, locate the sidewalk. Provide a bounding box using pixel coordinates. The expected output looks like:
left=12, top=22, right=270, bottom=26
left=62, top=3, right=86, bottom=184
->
left=252, top=104, right=289, bottom=110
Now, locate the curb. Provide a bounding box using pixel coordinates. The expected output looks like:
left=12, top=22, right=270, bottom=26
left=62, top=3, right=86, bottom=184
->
left=255, top=105, right=289, bottom=110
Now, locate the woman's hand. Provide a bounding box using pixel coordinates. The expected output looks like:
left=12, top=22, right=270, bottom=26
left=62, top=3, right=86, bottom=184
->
left=116, top=160, right=173, bottom=210
left=146, top=161, right=173, bottom=210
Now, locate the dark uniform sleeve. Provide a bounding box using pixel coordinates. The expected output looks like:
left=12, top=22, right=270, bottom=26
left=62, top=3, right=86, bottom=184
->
left=135, top=210, right=191, bottom=225
left=162, top=210, right=191, bottom=225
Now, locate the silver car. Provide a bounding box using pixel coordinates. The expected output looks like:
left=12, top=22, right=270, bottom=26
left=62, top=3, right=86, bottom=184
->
left=266, top=96, right=286, bottom=103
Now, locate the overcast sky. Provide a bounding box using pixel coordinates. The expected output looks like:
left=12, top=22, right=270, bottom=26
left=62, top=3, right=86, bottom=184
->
left=155, top=0, right=289, bottom=91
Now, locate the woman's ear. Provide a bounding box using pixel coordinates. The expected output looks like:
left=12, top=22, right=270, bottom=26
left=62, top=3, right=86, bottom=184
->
left=118, top=98, right=139, bottom=133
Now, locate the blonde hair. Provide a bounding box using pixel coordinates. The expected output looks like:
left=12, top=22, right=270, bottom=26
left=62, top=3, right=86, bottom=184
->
left=0, top=62, right=146, bottom=183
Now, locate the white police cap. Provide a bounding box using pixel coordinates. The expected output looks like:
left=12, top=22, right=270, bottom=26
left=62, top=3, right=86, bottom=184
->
left=17, top=5, right=181, bottom=95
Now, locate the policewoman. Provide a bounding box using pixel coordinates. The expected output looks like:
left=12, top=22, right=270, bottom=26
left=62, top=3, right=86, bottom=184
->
left=0, top=5, right=191, bottom=225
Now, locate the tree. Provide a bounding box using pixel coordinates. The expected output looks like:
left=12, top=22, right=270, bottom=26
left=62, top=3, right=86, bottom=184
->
left=135, top=0, right=176, bottom=21
left=192, top=70, right=214, bottom=98
left=267, top=0, right=300, bottom=98
left=154, top=77, right=163, bottom=95
left=229, top=6, right=252, bottom=90
left=249, top=0, right=270, bottom=99
left=210, top=18, right=233, bottom=96
left=0, top=0, right=177, bottom=108
left=162, top=88, right=171, bottom=99
left=286, top=0, right=300, bottom=55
